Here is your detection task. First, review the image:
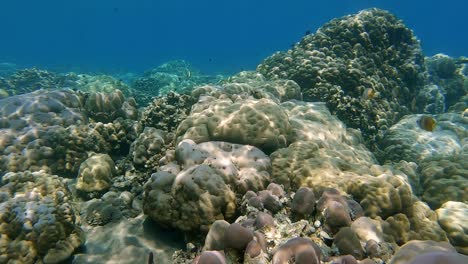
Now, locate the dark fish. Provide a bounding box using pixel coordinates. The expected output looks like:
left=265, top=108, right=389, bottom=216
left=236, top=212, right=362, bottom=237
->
left=148, top=252, right=154, bottom=264
left=418, top=115, right=436, bottom=132
left=208, top=58, right=212, bottom=62
left=304, top=30, right=311, bottom=36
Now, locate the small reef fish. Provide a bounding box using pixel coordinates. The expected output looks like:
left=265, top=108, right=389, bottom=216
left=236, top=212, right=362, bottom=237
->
left=418, top=115, right=437, bottom=132
left=361, top=88, right=377, bottom=100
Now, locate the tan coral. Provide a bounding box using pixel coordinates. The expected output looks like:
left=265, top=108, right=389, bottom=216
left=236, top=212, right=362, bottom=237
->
left=0, top=171, right=84, bottom=263
left=175, top=98, right=291, bottom=153
left=76, top=153, right=116, bottom=194
left=143, top=139, right=271, bottom=232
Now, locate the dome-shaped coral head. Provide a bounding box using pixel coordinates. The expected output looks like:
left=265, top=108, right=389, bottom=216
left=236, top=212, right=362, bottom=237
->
left=418, top=115, right=436, bottom=132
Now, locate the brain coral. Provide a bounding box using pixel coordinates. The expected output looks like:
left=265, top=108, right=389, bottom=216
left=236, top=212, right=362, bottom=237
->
left=257, top=8, right=425, bottom=149
left=143, top=139, right=271, bottom=232
left=0, top=171, right=84, bottom=264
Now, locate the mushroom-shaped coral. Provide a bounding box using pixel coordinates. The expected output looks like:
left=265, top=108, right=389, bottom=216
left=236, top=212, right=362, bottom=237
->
left=271, top=237, right=322, bottom=264
left=223, top=223, right=254, bottom=250
left=407, top=251, right=468, bottom=264
left=334, top=227, right=365, bottom=260
left=292, top=187, right=316, bottom=218
left=317, top=188, right=353, bottom=234
left=193, top=251, right=227, bottom=264
left=389, top=240, right=458, bottom=264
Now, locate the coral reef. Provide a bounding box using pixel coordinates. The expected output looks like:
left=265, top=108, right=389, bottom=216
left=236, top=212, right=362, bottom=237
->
left=140, top=92, right=196, bottom=133
left=0, top=89, right=140, bottom=177
left=0, top=171, right=84, bottom=263
left=436, top=201, right=468, bottom=254
left=143, top=139, right=271, bottom=232
left=419, top=154, right=468, bottom=209
left=424, top=54, right=467, bottom=111
left=84, top=89, right=138, bottom=123
left=389, top=240, right=466, bottom=264
left=129, top=127, right=167, bottom=167
left=379, top=112, right=467, bottom=209
left=175, top=97, right=291, bottom=154
left=257, top=8, right=426, bottom=149
left=131, top=60, right=224, bottom=106
left=378, top=113, right=465, bottom=163
left=0, top=8, right=467, bottom=264
left=2, top=68, right=66, bottom=96
left=76, top=153, right=116, bottom=196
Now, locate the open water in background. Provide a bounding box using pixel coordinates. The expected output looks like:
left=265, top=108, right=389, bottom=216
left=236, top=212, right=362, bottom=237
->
left=0, top=0, right=466, bottom=74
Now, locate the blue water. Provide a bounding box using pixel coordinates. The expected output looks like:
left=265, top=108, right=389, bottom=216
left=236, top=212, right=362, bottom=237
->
left=0, top=0, right=466, bottom=74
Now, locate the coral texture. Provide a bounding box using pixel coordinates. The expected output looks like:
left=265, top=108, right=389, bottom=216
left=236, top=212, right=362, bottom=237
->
left=257, top=8, right=425, bottom=149
left=143, top=139, right=271, bottom=232
left=0, top=171, right=84, bottom=263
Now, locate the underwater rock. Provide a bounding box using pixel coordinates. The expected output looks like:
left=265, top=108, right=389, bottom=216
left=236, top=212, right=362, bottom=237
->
left=243, top=188, right=284, bottom=215
left=143, top=139, right=271, bottom=232
left=81, top=198, right=123, bottom=226
left=407, top=251, right=468, bottom=264
left=0, top=171, right=84, bottom=264
left=317, top=188, right=353, bottom=234
left=73, top=214, right=183, bottom=264
left=193, top=250, right=227, bottom=264
left=258, top=8, right=426, bottom=150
